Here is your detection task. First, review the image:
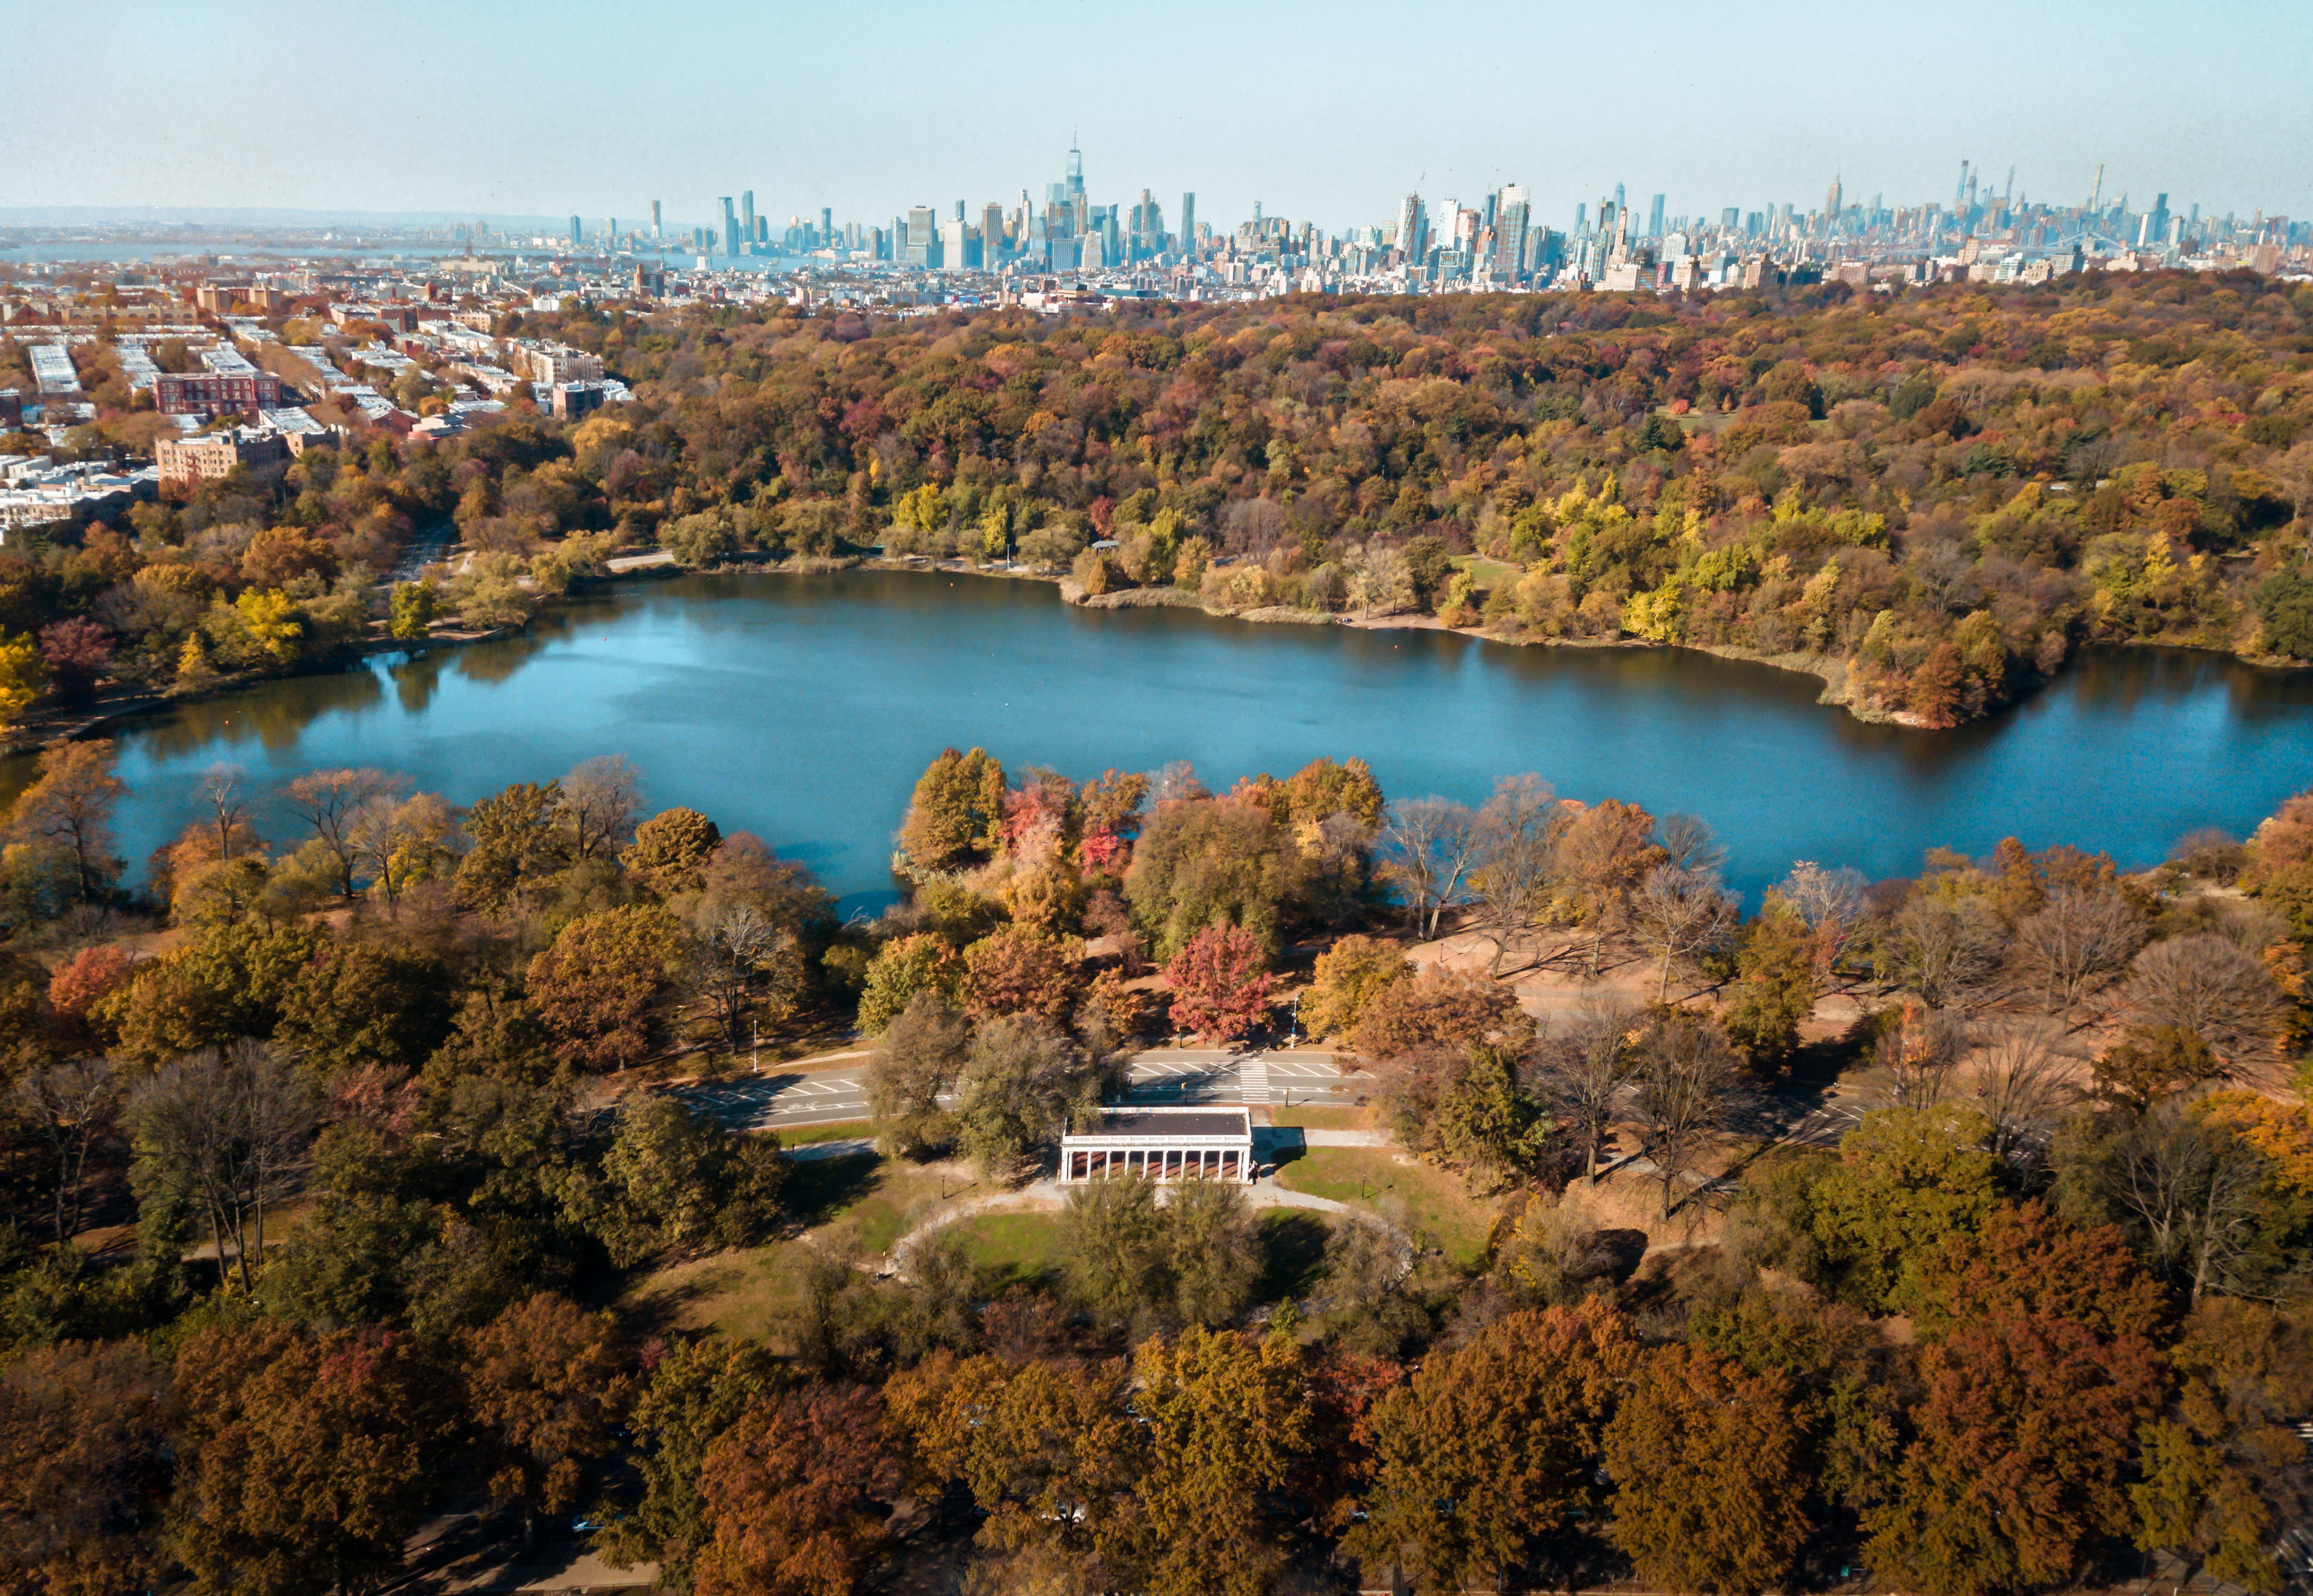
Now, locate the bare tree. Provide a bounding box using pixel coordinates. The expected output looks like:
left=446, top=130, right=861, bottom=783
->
left=1776, top=860, right=1869, bottom=972
left=1380, top=796, right=1484, bottom=941
left=2011, top=888, right=2146, bottom=1016
left=1469, top=774, right=1559, bottom=975
left=1879, top=1005, right=1969, bottom=1109
left=128, top=1042, right=316, bottom=1292
left=1657, top=812, right=1728, bottom=876
left=12, top=1058, right=124, bottom=1246
left=686, top=900, right=792, bottom=1049
left=1540, top=998, right=1641, bottom=1183
left=195, top=761, right=253, bottom=861
left=1884, top=896, right=2008, bottom=1010
left=1628, top=864, right=1738, bottom=1001
left=2121, top=933, right=2289, bottom=1065
left=1970, top=1020, right=2072, bottom=1172
left=562, top=755, right=644, bottom=863
left=1629, top=1010, right=1749, bottom=1218
left=2100, top=1101, right=2272, bottom=1306
left=1553, top=799, right=1661, bottom=979
left=279, top=767, right=407, bottom=898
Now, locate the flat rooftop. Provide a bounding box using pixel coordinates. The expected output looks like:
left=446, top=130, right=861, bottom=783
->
left=1075, top=1107, right=1250, bottom=1138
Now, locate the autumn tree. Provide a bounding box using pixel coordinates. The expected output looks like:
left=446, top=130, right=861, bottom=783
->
left=455, top=779, right=573, bottom=911
left=1353, top=1302, right=1639, bottom=1593
left=1125, top=794, right=1299, bottom=958
left=1810, top=1105, right=2000, bottom=1311
left=692, top=1385, right=901, bottom=1596
left=526, top=903, right=681, bottom=1070
left=1351, top=962, right=1526, bottom=1060
left=623, top=806, right=723, bottom=894
left=0, top=1340, right=170, bottom=1595
left=1301, top=933, right=1411, bottom=1039
left=1603, top=1344, right=1810, bottom=1596
left=460, top=1293, right=635, bottom=1544
left=855, top=932, right=955, bottom=1035
left=170, top=1323, right=438, bottom=1596
left=595, top=1337, right=787, bottom=1589
left=959, top=924, right=1084, bottom=1028
left=593, top=1093, right=785, bottom=1264
left=1721, top=900, right=1822, bottom=1070
left=1864, top=1312, right=2164, bottom=1596
left=1553, top=798, right=1661, bottom=977
left=128, top=1042, right=316, bottom=1292
left=867, top=989, right=967, bottom=1157
left=898, top=747, right=1006, bottom=870
left=1162, top=920, right=1272, bottom=1043
left=953, top=1014, right=1086, bottom=1179
left=1130, top=1327, right=1313, bottom=1596
left=8, top=739, right=127, bottom=902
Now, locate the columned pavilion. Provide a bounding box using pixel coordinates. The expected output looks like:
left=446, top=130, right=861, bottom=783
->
left=1058, top=1105, right=1256, bottom=1184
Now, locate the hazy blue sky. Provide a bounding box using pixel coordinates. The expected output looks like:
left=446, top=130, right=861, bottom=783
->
left=10, top=0, right=2307, bottom=231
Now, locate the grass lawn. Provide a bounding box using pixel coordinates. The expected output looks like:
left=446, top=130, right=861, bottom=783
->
left=948, top=1210, right=1070, bottom=1292
left=775, top=1120, right=875, bottom=1146
left=1450, top=553, right=1524, bottom=588
left=1267, top=1105, right=1373, bottom=1132
left=621, top=1243, right=799, bottom=1343
left=1274, top=1147, right=1500, bottom=1269
left=785, top=1151, right=978, bottom=1256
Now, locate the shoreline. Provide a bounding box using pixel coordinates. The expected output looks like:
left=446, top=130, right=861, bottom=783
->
left=12, top=547, right=2298, bottom=757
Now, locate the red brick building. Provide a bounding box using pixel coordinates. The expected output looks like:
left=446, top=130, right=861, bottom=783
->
left=154, top=370, right=287, bottom=419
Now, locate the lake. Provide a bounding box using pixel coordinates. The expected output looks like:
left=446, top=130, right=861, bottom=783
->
left=25, top=569, right=2313, bottom=917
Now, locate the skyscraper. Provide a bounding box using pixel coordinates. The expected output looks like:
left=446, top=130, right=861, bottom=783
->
left=740, top=190, right=756, bottom=250
left=570, top=215, right=581, bottom=246
left=1180, top=192, right=1195, bottom=256
left=1397, top=193, right=1427, bottom=261
left=1493, top=184, right=1530, bottom=278
left=1647, top=193, right=1666, bottom=238
left=821, top=206, right=833, bottom=245
left=1826, top=176, right=1843, bottom=220
left=720, top=196, right=738, bottom=258
left=652, top=199, right=662, bottom=241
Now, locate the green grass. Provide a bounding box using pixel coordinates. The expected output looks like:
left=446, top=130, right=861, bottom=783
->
left=1268, top=1106, right=1372, bottom=1131
left=621, top=1241, right=798, bottom=1344
left=784, top=1152, right=978, bottom=1255
left=1274, top=1147, right=1498, bottom=1269
left=949, top=1210, right=1070, bottom=1292
left=774, top=1120, right=875, bottom=1146
left=1450, top=553, right=1524, bottom=588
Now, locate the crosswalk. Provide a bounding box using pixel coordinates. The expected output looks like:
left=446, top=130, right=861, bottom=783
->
left=1238, top=1058, right=1270, bottom=1100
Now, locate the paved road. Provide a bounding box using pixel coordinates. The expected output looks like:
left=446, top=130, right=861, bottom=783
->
left=679, top=1047, right=1373, bottom=1132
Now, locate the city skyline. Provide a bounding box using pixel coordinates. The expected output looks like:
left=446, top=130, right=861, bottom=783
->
left=7, top=0, right=2309, bottom=228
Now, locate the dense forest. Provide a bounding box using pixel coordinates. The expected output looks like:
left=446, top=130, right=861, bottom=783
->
left=5, top=270, right=2313, bottom=733
left=0, top=715, right=2309, bottom=1595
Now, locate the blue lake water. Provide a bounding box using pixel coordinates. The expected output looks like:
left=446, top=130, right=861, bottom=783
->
left=32, top=569, right=2313, bottom=917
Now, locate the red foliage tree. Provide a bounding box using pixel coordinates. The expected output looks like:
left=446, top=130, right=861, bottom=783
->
left=1162, top=921, right=1272, bottom=1044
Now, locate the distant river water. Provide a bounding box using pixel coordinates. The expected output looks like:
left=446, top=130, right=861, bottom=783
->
left=19, top=570, right=2313, bottom=917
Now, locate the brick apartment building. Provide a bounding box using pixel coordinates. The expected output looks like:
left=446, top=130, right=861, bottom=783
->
left=155, top=429, right=293, bottom=490
left=154, top=369, right=289, bottom=419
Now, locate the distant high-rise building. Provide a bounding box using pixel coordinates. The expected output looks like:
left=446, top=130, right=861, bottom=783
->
left=1066, top=136, right=1086, bottom=207
left=720, top=196, right=738, bottom=257
left=1396, top=193, right=1427, bottom=260
left=1647, top=193, right=1665, bottom=237
left=1493, top=184, right=1530, bottom=277
left=740, top=190, right=755, bottom=249
left=1826, top=176, right=1843, bottom=220
left=1180, top=192, right=1195, bottom=256
left=982, top=202, right=1006, bottom=260
left=906, top=205, right=937, bottom=268
left=1720, top=206, right=1740, bottom=230
left=821, top=206, right=832, bottom=244
left=570, top=215, right=581, bottom=246
left=652, top=199, right=662, bottom=240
